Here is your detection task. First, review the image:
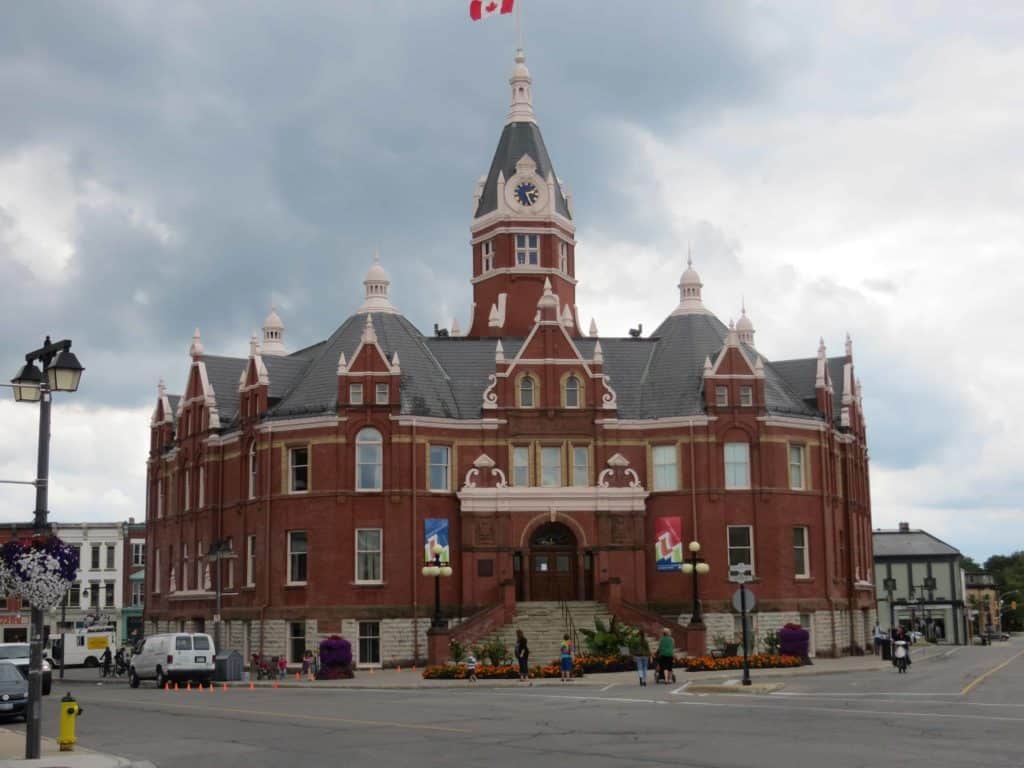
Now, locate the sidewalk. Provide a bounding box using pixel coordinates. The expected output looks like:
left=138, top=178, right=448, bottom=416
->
left=0, top=728, right=154, bottom=768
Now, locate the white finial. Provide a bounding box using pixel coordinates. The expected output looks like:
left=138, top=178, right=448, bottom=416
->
left=593, top=339, right=604, bottom=364
left=391, top=351, right=401, bottom=373
left=262, top=304, right=287, bottom=356
left=362, top=313, right=378, bottom=345
left=818, top=336, right=827, bottom=358
left=588, top=318, right=598, bottom=337
left=736, top=299, right=755, bottom=345
left=336, top=352, right=348, bottom=376
left=537, top=276, right=558, bottom=312
left=672, top=253, right=708, bottom=316
left=495, top=339, right=505, bottom=363
left=250, top=333, right=259, bottom=357
left=158, top=378, right=166, bottom=397
left=703, top=355, right=713, bottom=376
left=845, top=332, right=853, bottom=358
left=754, top=355, right=765, bottom=378
left=189, top=328, right=204, bottom=359
left=560, top=303, right=574, bottom=328
left=359, top=251, right=399, bottom=314
left=506, top=48, right=537, bottom=125
left=451, top=318, right=462, bottom=337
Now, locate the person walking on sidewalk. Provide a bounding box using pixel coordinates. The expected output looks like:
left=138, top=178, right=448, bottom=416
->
left=631, top=627, right=649, bottom=687
left=872, top=623, right=885, bottom=656
left=100, top=646, right=112, bottom=678
left=514, top=629, right=531, bottom=684
left=656, top=628, right=675, bottom=684
left=276, top=655, right=288, bottom=679
left=559, top=634, right=574, bottom=682
left=465, top=653, right=478, bottom=683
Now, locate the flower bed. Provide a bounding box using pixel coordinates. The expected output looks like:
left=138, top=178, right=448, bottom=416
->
left=421, top=654, right=638, bottom=680
left=684, top=653, right=803, bottom=672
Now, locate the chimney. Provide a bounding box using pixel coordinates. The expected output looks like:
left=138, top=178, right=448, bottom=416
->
left=898, top=522, right=910, bottom=533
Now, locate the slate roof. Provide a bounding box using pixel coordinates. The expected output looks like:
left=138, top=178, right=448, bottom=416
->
left=772, top=356, right=851, bottom=423
left=474, top=121, right=571, bottom=219
left=165, top=310, right=837, bottom=427
left=873, top=530, right=962, bottom=559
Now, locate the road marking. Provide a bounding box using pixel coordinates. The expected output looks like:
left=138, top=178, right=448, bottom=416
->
left=771, top=691, right=961, bottom=698
left=671, top=682, right=691, bottom=695
left=672, top=698, right=1024, bottom=724
left=74, top=695, right=472, bottom=733
left=600, top=684, right=616, bottom=692
left=943, top=648, right=961, bottom=657
left=960, top=648, right=1024, bottom=695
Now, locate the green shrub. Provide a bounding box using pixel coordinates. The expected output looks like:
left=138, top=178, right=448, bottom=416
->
left=761, top=630, right=780, bottom=655
left=580, top=617, right=644, bottom=656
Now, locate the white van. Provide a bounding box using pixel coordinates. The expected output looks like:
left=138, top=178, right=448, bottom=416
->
left=129, top=633, right=216, bottom=689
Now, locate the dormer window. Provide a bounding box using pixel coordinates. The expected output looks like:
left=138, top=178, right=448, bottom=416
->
left=740, top=386, right=753, bottom=407
left=515, top=234, right=539, bottom=266
left=349, top=383, right=364, bottom=405
left=482, top=240, right=495, bottom=272
left=375, top=382, right=389, bottom=405
left=715, top=386, right=729, bottom=407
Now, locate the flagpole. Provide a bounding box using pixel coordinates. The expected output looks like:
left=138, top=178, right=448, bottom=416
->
left=516, top=0, right=524, bottom=51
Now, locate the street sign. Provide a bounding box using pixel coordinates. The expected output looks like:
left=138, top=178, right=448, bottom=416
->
left=732, top=588, right=756, bottom=613
left=729, top=563, right=753, bottom=584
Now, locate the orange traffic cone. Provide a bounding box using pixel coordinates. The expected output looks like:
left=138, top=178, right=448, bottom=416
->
left=174, top=682, right=179, bottom=691
left=273, top=680, right=279, bottom=689
left=295, top=671, right=300, bottom=681
left=248, top=681, right=255, bottom=690
left=186, top=681, right=191, bottom=691
left=397, top=665, right=402, bottom=673
left=222, top=683, right=228, bottom=692
left=164, top=681, right=170, bottom=691
left=369, top=667, right=374, bottom=676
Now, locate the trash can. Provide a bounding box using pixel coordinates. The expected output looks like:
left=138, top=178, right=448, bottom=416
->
left=880, top=638, right=892, bottom=661
left=214, top=650, right=245, bottom=681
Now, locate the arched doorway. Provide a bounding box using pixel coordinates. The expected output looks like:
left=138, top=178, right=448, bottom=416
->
left=528, top=522, right=578, bottom=601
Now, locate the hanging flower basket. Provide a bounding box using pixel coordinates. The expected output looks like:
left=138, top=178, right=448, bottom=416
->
left=0, top=536, right=80, bottom=609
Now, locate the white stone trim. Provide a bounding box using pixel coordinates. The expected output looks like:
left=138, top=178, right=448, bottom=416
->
left=594, top=416, right=714, bottom=430
left=471, top=266, right=578, bottom=286
left=389, top=415, right=506, bottom=429
left=457, top=485, right=649, bottom=513
left=756, top=416, right=826, bottom=432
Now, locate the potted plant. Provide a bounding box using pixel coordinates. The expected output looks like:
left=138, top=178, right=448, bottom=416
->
left=316, top=635, right=355, bottom=679
left=0, top=536, right=80, bottom=609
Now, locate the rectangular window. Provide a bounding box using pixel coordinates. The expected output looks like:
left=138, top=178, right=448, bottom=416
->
left=196, top=540, right=204, bottom=591
left=90, top=545, right=100, bottom=571
left=157, top=478, right=163, bottom=518
left=515, top=233, right=539, bottom=265
left=89, top=581, right=100, bottom=609
left=793, top=526, right=809, bottom=577
left=246, top=535, right=257, bottom=587
left=740, top=386, right=753, bottom=407
left=132, top=543, right=146, bottom=566
left=289, top=621, right=306, bottom=663
left=715, top=386, right=729, bottom=407
left=226, top=538, right=235, bottom=589
left=349, top=383, right=363, bottom=405
left=572, top=446, right=589, bottom=487
left=652, top=445, right=678, bottom=491
left=288, top=531, right=308, bottom=584
left=358, top=621, right=381, bottom=666
left=130, top=581, right=144, bottom=608
left=248, top=447, right=258, bottom=500
left=105, top=544, right=115, bottom=570
left=727, top=525, right=754, bottom=576
left=558, top=241, right=568, bottom=272
left=104, top=581, right=114, bottom=607
left=540, top=446, right=562, bottom=487
left=66, top=582, right=81, bottom=608
left=154, top=549, right=161, bottom=594
left=356, top=529, right=383, bottom=583
left=512, top=446, right=530, bottom=487
left=289, top=447, right=309, bottom=493
left=184, top=469, right=191, bottom=511
left=429, top=445, right=451, bottom=491
left=198, top=465, right=205, bottom=507
left=724, top=443, right=751, bottom=489
left=482, top=239, right=494, bottom=272
left=789, top=444, right=806, bottom=490
left=375, top=382, right=389, bottom=405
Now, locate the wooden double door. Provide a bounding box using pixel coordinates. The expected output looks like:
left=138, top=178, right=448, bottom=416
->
left=530, top=549, right=576, bottom=602
left=519, top=521, right=593, bottom=602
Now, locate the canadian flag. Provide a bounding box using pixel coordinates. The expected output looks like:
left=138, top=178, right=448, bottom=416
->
left=470, top=0, right=514, bottom=21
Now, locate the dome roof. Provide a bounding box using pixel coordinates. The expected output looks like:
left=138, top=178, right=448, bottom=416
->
left=264, top=307, right=284, bottom=329
left=736, top=311, right=754, bottom=331
left=679, top=257, right=702, bottom=287
left=365, top=260, right=391, bottom=285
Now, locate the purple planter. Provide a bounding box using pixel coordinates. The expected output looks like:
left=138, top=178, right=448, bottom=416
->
left=779, top=624, right=810, bottom=660
left=317, top=635, right=354, bottom=679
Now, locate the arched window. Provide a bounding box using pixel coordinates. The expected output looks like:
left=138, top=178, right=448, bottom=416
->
left=356, top=427, right=383, bottom=491
left=564, top=375, right=580, bottom=408
left=247, top=443, right=258, bottom=500
left=519, top=376, right=535, bottom=408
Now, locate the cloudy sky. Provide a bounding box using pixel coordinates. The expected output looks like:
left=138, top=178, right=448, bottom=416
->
left=1, top=2, right=1021, bottom=561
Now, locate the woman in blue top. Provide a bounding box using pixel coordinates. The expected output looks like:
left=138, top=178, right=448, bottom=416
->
left=559, top=634, right=574, bottom=682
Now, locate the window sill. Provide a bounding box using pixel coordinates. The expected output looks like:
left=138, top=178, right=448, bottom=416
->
left=242, top=585, right=256, bottom=591
left=355, top=489, right=383, bottom=494
left=287, top=490, right=309, bottom=496
left=351, top=581, right=386, bottom=588
left=284, top=582, right=307, bottom=589
left=794, top=576, right=814, bottom=582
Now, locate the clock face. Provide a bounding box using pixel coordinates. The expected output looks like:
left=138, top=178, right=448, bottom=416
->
left=514, top=181, right=540, bottom=207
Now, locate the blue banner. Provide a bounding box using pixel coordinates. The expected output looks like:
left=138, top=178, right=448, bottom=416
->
left=424, top=518, right=450, bottom=563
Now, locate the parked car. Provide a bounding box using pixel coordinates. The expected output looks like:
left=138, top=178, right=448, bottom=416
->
left=129, top=633, right=216, bottom=689
left=0, top=663, right=28, bottom=721
left=0, top=644, right=52, bottom=696
left=983, top=630, right=1011, bottom=642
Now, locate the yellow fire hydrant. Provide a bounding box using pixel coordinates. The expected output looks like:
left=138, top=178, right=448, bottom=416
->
left=58, top=692, right=83, bottom=752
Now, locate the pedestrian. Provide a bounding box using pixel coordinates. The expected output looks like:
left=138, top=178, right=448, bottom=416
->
left=872, top=623, right=885, bottom=656
left=514, top=629, right=531, bottom=684
left=656, top=628, right=675, bottom=684
left=559, top=634, right=574, bottom=682
left=276, top=655, right=287, bottom=679
left=301, top=649, right=314, bottom=680
left=631, top=627, right=649, bottom=687
left=100, top=646, right=112, bottom=678
left=465, top=652, right=478, bottom=683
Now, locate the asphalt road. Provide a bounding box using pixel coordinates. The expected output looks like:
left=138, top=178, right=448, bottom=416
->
left=14, top=639, right=1024, bottom=768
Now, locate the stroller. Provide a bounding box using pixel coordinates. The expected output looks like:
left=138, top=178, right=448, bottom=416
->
left=653, top=655, right=677, bottom=684
left=251, top=653, right=275, bottom=680
left=893, top=641, right=909, bottom=674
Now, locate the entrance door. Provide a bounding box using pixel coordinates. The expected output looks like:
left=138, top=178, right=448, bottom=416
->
left=528, top=522, right=578, bottom=601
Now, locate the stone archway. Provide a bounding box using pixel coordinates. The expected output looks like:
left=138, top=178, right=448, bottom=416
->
left=527, top=522, right=578, bottom=601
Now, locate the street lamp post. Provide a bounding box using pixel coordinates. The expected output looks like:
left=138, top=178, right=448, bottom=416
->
left=206, top=540, right=232, bottom=650
left=421, top=544, right=452, bottom=629
left=10, top=336, right=84, bottom=760
left=680, top=541, right=710, bottom=624
left=882, top=577, right=898, bottom=632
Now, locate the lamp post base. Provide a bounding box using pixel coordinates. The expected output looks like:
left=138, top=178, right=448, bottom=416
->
left=426, top=625, right=452, bottom=666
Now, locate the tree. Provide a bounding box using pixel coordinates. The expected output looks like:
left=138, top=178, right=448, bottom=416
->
left=960, top=555, right=983, bottom=573
left=984, top=551, right=1024, bottom=631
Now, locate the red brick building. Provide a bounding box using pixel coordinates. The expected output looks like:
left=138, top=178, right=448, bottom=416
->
left=144, top=51, right=875, bottom=664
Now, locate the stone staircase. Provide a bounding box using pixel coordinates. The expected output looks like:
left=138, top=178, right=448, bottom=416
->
left=476, top=601, right=614, bottom=664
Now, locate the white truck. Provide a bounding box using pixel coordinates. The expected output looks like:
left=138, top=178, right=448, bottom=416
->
left=49, top=628, right=117, bottom=668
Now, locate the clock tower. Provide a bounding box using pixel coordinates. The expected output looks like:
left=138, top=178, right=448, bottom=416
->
left=467, top=49, right=579, bottom=337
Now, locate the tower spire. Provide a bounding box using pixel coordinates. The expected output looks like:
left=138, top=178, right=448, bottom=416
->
left=506, top=49, right=536, bottom=125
